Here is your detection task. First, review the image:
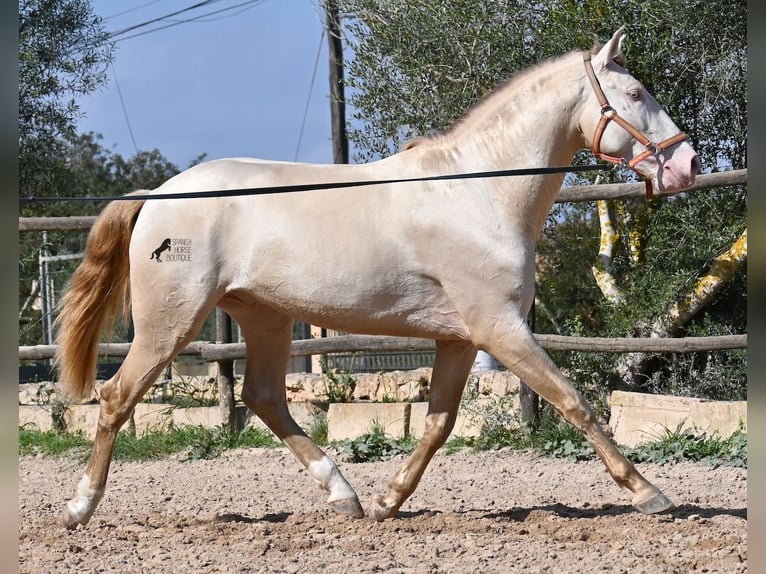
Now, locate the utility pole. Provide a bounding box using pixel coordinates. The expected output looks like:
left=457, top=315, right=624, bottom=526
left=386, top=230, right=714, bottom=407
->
left=325, top=0, right=348, bottom=164
left=309, top=0, right=348, bottom=374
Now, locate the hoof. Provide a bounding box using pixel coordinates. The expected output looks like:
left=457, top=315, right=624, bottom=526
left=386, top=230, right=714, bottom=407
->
left=329, top=496, right=365, bottom=519
left=632, top=489, right=674, bottom=514
left=368, top=494, right=394, bottom=522
left=61, top=507, right=83, bottom=530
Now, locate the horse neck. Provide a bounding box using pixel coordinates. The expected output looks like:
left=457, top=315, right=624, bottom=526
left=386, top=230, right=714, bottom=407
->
left=439, top=52, right=587, bottom=233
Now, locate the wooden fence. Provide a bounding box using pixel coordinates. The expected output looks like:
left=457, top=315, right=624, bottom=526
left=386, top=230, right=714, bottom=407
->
left=18, top=332, right=747, bottom=363
left=19, top=170, right=747, bottom=426
left=19, top=168, right=748, bottom=364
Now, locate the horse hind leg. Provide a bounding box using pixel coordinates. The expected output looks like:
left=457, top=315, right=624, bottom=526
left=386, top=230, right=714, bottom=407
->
left=61, top=340, right=171, bottom=528
left=223, top=301, right=363, bottom=518
left=369, top=339, right=477, bottom=520
left=61, top=301, right=215, bottom=529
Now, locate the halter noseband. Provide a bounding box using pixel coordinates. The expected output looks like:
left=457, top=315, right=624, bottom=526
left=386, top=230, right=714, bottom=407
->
left=582, top=51, right=689, bottom=199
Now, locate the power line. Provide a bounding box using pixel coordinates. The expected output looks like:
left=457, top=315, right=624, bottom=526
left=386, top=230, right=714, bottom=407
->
left=108, top=0, right=221, bottom=39
left=110, top=63, right=140, bottom=154
left=102, top=0, right=170, bottom=22
left=108, top=0, right=266, bottom=42
left=295, top=28, right=326, bottom=161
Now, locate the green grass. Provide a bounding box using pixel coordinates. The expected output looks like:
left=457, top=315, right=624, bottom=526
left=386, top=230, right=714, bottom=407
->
left=19, top=424, right=279, bottom=462
left=443, top=414, right=747, bottom=468
left=19, top=415, right=747, bottom=468
left=19, top=427, right=91, bottom=458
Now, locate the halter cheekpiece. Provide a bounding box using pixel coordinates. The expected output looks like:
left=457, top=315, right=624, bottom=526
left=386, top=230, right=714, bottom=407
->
left=582, top=51, right=689, bottom=199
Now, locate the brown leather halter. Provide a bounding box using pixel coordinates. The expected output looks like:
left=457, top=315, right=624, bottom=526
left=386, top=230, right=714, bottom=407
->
left=582, top=51, right=689, bottom=199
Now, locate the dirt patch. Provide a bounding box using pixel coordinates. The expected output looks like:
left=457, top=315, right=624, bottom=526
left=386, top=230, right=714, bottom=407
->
left=19, top=448, right=746, bottom=573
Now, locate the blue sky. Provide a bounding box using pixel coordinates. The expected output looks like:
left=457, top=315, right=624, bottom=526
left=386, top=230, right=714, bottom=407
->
left=76, top=0, right=341, bottom=169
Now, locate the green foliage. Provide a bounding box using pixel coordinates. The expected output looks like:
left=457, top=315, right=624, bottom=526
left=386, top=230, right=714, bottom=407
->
left=340, top=0, right=747, bottom=402
left=625, top=423, right=747, bottom=468
left=19, top=427, right=91, bottom=458
left=20, top=415, right=747, bottom=468
left=536, top=419, right=594, bottom=462
left=639, top=348, right=747, bottom=402
left=19, top=424, right=279, bottom=462
left=536, top=202, right=604, bottom=334
left=448, top=400, right=746, bottom=467
left=307, top=413, right=329, bottom=445
left=342, top=0, right=534, bottom=159
left=19, top=0, right=112, bottom=197
left=319, top=356, right=357, bottom=403
left=459, top=403, right=595, bottom=462
left=333, top=421, right=415, bottom=462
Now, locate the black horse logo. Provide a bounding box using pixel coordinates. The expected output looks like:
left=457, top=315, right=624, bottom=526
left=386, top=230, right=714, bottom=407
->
left=150, top=238, right=172, bottom=262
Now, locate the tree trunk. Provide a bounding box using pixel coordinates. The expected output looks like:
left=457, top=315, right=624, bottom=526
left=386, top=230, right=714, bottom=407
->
left=616, top=229, right=747, bottom=387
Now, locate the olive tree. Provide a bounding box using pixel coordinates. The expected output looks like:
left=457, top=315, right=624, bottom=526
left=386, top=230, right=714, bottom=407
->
left=338, top=0, right=746, bottom=403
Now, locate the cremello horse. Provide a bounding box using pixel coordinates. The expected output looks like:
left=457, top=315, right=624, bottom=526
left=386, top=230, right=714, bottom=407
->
left=56, top=28, right=699, bottom=528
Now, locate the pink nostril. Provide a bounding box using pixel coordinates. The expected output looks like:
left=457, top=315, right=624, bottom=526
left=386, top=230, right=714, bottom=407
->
left=663, top=153, right=701, bottom=179
left=690, top=154, right=701, bottom=174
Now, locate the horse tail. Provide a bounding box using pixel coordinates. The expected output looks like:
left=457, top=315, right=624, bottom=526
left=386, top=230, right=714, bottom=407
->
left=55, top=190, right=149, bottom=401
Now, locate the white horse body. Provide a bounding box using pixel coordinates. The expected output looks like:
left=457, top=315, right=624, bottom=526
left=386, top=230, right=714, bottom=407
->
left=58, top=29, right=699, bottom=529
left=132, top=156, right=532, bottom=341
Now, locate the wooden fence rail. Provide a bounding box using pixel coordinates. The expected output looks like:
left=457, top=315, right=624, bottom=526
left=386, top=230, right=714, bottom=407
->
left=18, top=170, right=746, bottom=232
left=19, top=333, right=747, bottom=362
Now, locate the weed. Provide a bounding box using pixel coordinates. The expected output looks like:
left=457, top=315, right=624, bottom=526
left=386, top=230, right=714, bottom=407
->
left=535, top=417, right=594, bottom=461
left=333, top=421, right=415, bottom=462
left=145, top=371, right=219, bottom=407
left=459, top=393, right=523, bottom=451
left=319, top=356, right=357, bottom=403
left=33, top=381, right=69, bottom=433
left=625, top=422, right=747, bottom=468
left=307, top=413, right=329, bottom=445
left=443, top=435, right=474, bottom=455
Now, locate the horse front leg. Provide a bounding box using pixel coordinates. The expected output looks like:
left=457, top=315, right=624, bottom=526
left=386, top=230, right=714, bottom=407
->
left=369, top=340, right=477, bottom=521
left=226, top=302, right=364, bottom=518
left=483, top=315, right=673, bottom=514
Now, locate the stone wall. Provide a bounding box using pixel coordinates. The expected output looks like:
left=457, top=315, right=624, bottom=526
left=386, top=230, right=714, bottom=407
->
left=18, top=371, right=747, bottom=447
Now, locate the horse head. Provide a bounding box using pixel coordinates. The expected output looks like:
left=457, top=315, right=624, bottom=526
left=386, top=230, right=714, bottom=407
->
left=578, top=27, right=700, bottom=195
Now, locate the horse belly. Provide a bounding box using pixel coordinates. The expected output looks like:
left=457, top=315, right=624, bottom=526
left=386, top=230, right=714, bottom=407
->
left=236, top=246, right=472, bottom=340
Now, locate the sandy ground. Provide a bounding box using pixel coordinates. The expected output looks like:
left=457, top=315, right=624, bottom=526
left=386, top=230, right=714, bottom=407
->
left=19, top=447, right=746, bottom=573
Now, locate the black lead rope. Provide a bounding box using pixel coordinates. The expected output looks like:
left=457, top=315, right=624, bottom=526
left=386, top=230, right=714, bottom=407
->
left=19, top=163, right=613, bottom=204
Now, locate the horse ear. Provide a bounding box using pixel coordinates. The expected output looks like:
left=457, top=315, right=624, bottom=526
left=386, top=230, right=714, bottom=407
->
left=594, top=26, right=626, bottom=69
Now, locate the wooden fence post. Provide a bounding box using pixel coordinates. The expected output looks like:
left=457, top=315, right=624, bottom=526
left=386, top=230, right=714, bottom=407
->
left=216, top=309, right=236, bottom=434
left=519, top=301, right=540, bottom=428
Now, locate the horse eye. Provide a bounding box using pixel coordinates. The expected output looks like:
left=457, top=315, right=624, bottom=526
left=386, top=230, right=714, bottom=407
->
left=627, top=89, right=642, bottom=101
